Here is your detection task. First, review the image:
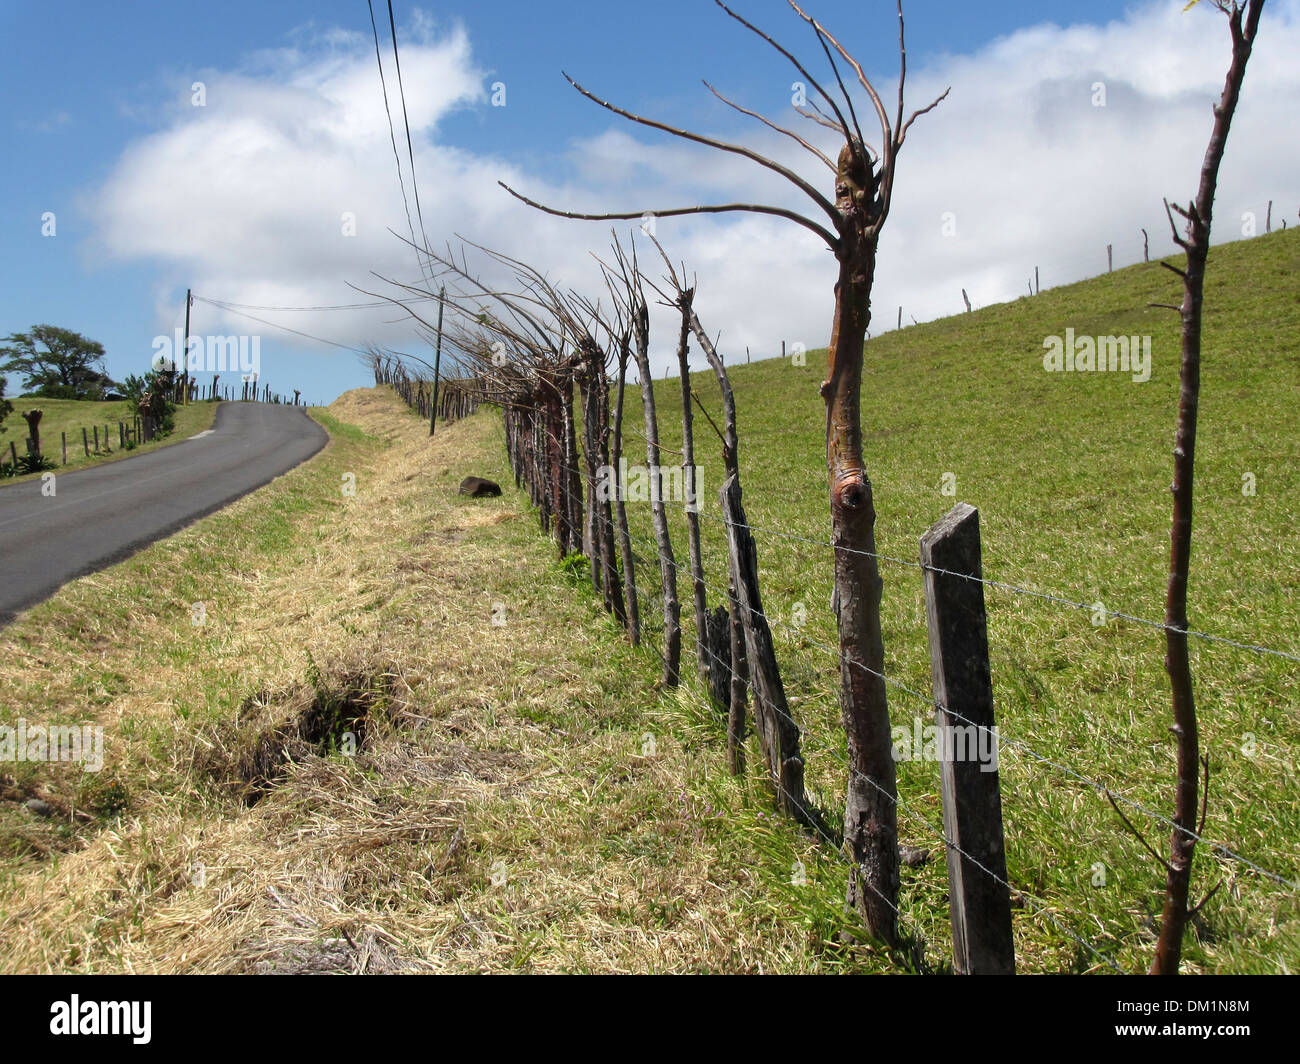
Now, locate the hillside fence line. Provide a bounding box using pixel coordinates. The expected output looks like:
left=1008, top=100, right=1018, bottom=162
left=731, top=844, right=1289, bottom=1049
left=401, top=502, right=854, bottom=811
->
left=364, top=222, right=1297, bottom=974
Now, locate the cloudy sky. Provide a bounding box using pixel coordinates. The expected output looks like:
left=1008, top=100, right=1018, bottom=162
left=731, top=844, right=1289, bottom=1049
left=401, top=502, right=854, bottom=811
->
left=2, top=0, right=1297, bottom=404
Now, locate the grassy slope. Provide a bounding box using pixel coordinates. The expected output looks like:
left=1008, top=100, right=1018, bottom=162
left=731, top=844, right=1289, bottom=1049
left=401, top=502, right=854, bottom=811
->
left=623, top=227, right=1300, bottom=973
left=0, top=397, right=218, bottom=480
left=0, top=230, right=1294, bottom=974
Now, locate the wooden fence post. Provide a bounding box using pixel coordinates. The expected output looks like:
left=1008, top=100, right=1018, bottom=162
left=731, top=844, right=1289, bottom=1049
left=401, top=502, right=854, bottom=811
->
left=1034, top=266, right=1039, bottom=295
left=962, top=288, right=972, bottom=313
left=62, top=431, right=67, bottom=465
left=920, top=502, right=1015, bottom=975
left=93, top=425, right=99, bottom=452
left=720, top=471, right=814, bottom=828
left=7, top=440, right=16, bottom=465
left=1107, top=244, right=1113, bottom=272
left=82, top=427, right=89, bottom=457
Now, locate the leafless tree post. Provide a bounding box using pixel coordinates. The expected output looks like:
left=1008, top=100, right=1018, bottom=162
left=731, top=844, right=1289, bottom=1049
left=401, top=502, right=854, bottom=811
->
left=1149, top=0, right=1264, bottom=976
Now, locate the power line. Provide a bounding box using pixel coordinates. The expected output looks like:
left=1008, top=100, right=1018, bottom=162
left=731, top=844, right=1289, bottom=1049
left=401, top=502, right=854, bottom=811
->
left=194, top=292, right=439, bottom=313
left=386, top=0, right=431, bottom=275
left=192, top=295, right=370, bottom=355
left=367, top=0, right=421, bottom=278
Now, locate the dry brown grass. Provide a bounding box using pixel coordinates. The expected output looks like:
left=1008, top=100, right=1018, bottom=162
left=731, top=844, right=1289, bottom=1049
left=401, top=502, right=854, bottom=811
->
left=0, top=387, right=866, bottom=974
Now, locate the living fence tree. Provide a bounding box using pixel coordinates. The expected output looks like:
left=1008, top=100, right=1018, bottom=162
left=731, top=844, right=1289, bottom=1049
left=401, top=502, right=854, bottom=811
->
left=1145, top=0, right=1266, bottom=976
left=639, top=236, right=818, bottom=816
left=598, top=238, right=682, bottom=686
left=499, top=0, right=947, bottom=946
left=21, top=409, right=42, bottom=457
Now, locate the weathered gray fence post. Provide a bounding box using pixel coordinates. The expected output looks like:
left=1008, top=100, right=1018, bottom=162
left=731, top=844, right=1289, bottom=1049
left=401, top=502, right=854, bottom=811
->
left=920, top=502, right=1015, bottom=975
left=7, top=440, right=16, bottom=465
left=62, top=431, right=67, bottom=465
left=82, top=427, right=89, bottom=457
left=719, top=471, right=813, bottom=828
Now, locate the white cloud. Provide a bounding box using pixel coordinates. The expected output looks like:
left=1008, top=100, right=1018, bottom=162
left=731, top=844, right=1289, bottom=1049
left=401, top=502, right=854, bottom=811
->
left=86, top=1, right=1300, bottom=387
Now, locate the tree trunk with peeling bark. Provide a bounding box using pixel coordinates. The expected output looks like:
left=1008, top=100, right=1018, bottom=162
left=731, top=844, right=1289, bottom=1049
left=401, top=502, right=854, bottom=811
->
left=822, top=142, right=898, bottom=946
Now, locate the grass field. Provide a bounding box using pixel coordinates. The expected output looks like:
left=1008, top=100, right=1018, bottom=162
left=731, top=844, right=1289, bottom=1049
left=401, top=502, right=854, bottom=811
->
left=614, top=226, right=1300, bottom=973
left=0, top=396, right=218, bottom=481
left=0, top=229, right=1294, bottom=973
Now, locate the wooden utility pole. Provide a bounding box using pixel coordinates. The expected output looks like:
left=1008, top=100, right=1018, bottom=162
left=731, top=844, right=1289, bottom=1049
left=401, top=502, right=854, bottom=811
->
left=430, top=287, right=445, bottom=437
left=181, top=288, right=192, bottom=404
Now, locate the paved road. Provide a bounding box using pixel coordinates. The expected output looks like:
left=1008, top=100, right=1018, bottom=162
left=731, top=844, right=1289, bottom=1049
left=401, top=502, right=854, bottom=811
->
left=0, top=402, right=328, bottom=627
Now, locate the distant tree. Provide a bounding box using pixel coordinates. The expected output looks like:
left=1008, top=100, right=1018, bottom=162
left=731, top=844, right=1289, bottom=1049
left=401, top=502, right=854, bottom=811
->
left=0, top=325, right=114, bottom=400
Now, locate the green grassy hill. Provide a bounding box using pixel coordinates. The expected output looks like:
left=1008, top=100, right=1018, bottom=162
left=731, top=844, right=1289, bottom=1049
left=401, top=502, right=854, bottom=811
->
left=619, top=227, right=1300, bottom=972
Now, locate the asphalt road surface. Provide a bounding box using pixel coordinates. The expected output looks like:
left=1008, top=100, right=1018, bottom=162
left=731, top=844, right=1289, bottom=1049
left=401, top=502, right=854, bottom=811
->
left=0, top=402, right=328, bottom=627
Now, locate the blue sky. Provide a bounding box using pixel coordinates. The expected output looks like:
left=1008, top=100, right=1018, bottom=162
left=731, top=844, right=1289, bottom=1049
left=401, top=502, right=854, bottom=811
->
left=2, top=0, right=1297, bottom=405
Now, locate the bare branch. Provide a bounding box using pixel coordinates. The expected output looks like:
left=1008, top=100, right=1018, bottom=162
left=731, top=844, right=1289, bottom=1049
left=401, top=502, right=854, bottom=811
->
left=561, top=71, right=839, bottom=223
left=1106, top=790, right=1175, bottom=874
left=498, top=180, right=840, bottom=250
left=898, top=87, right=951, bottom=145
left=787, top=1, right=891, bottom=153
left=702, top=79, right=835, bottom=171
left=713, top=0, right=857, bottom=149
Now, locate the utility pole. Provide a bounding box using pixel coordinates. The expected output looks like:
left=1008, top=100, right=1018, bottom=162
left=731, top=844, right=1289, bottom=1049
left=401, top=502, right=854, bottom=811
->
left=429, top=286, right=445, bottom=437
left=181, top=288, right=192, bottom=404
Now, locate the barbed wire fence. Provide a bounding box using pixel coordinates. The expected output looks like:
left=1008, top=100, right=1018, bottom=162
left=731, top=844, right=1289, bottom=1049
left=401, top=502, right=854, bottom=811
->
left=496, top=380, right=1298, bottom=973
